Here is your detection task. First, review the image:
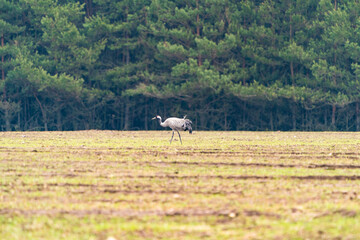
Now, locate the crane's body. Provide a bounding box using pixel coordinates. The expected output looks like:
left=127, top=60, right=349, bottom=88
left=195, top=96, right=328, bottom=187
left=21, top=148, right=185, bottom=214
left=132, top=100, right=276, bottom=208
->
left=152, top=115, right=192, bottom=144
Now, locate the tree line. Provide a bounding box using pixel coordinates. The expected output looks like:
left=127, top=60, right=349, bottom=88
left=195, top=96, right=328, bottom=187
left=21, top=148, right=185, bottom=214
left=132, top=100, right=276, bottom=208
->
left=1, top=0, right=360, bottom=131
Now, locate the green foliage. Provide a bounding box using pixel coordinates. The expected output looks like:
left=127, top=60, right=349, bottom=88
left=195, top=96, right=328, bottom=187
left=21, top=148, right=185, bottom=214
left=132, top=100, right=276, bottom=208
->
left=2, top=0, right=360, bottom=130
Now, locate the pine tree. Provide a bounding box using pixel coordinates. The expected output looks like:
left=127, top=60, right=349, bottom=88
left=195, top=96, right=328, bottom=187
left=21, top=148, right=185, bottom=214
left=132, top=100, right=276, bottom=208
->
left=310, top=0, right=352, bottom=128
left=0, top=0, right=24, bottom=130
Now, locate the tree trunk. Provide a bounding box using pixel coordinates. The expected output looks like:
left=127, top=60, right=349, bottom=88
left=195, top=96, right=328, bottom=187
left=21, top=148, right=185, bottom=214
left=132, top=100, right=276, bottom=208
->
left=125, top=7, right=130, bottom=65
left=43, top=110, right=48, bottom=131
left=242, top=15, right=247, bottom=85
left=242, top=58, right=246, bottom=85
left=144, top=102, right=148, bottom=130
left=1, top=33, right=4, bottom=85
left=84, top=0, right=93, bottom=17
left=33, top=92, right=48, bottom=131
left=126, top=46, right=130, bottom=65
left=224, top=111, right=227, bottom=130
left=324, top=108, right=327, bottom=127
left=1, top=34, right=11, bottom=131
left=356, top=102, right=359, bottom=131
left=290, top=61, right=295, bottom=85
left=5, top=108, right=10, bottom=131
left=292, top=104, right=296, bottom=131
left=331, top=104, right=336, bottom=127
left=124, top=102, right=130, bottom=130
left=57, top=109, right=62, bottom=131
left=289, top=8, right=295, bottom=86
left=242, top=101, right=246, bottom=128
left=196, top=0, right=202, bottom=66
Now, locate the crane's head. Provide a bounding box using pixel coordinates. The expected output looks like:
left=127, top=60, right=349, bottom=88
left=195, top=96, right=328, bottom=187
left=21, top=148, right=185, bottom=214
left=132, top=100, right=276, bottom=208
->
left=152, top=115, right=161, bottom=120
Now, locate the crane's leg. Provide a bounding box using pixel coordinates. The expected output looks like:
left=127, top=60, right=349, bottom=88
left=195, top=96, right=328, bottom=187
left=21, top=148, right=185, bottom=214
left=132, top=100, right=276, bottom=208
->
left=170, top=130, right=175, bottom=144
left=176, top=130, right=182, bottom=144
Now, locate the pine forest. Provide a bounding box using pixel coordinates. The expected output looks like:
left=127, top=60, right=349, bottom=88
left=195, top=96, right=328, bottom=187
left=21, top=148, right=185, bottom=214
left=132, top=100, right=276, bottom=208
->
left=2, top=0, right=360, bottom=131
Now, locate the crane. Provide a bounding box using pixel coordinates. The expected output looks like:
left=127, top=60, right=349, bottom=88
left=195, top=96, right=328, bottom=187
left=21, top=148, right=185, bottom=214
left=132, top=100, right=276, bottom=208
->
left=152, top=115, right=192, bottom=144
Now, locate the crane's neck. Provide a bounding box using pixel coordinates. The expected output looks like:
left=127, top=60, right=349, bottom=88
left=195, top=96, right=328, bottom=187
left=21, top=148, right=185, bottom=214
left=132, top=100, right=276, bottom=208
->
left=157, top=117, right=169, bottom=128
left=157, top=117, right=164, bottom=126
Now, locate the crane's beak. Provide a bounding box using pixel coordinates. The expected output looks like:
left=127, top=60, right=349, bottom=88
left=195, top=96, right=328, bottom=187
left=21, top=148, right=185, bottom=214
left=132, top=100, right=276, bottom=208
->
left=151, top=117, right=156, bottom=120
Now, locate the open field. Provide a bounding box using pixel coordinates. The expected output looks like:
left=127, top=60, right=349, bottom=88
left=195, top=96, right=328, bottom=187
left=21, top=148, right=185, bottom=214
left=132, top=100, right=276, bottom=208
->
left=1, top=131, right=360, bottom=239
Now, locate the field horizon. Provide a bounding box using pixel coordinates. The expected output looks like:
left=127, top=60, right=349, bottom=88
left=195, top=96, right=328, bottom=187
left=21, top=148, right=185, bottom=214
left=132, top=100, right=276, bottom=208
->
left=1, top=130, right=360, bottom=239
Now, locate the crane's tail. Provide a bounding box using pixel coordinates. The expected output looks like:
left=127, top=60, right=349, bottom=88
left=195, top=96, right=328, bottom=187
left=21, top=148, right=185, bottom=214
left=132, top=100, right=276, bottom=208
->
left=183, top=120, right=193, bottom=134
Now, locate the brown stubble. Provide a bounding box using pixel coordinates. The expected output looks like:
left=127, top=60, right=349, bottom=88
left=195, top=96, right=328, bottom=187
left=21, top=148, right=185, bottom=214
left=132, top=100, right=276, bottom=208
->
left=1, top=131, right=360, bottom=239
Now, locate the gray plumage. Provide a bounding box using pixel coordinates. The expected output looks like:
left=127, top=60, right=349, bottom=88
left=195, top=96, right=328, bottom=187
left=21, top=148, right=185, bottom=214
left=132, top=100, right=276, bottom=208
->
left=152, top=115, right=192, bottom=144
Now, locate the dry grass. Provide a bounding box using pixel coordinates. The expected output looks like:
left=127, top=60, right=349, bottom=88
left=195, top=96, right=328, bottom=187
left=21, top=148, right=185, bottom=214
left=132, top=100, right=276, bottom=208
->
left=1, top=131, right=360, bottom=239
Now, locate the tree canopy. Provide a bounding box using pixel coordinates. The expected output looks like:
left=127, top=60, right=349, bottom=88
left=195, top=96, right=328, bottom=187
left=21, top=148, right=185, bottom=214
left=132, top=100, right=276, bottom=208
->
left=1, top=0, right=360, bottom=131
